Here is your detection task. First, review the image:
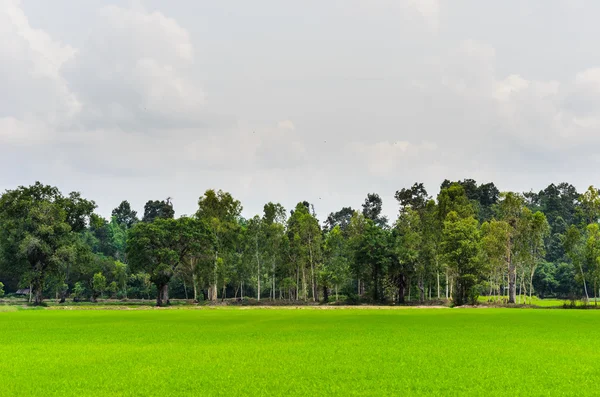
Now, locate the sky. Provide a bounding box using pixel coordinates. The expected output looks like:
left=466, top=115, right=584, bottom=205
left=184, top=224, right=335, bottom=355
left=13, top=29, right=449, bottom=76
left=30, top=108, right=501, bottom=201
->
left=2, top=0, right=600, bottom=222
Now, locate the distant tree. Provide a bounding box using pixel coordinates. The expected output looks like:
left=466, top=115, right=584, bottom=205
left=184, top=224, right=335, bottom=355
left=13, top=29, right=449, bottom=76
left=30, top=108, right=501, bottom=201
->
left=442, top=212, right=481, bottom=306
left=127, top=217, right=211, bottom=306
left=0, top=183, right=95, bottom=305
left=142, top=198, right=175, bottom=223
left=0, top=282, right=4, bottom=298
left=392, top=208, right=421, bottom=303
left=196, top=190, right=242, bottom=301
left=322, top=226, right=350, bottom=302
left=92, top=272, right=107, bottom=302
left=362, top=193, right=388, bottom=228
left=395, top=183, right=430, bottom=213
left=73, top=281, right=87, bottom=302
left=325, top=207, right=355, bottom=233
left=355, top=220, right=390, bottom=302
left=495, top=192, right=525, bottom=304
left=287, top=202, right=322, bottom=301
left=112, top=200, right=139, bottom=228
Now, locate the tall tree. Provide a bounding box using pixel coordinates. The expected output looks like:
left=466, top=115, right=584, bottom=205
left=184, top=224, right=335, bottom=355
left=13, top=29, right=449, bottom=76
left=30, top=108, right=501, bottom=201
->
left=496, top=192, right=525, bottom=304
left=362, top=193, right=388, bottom=228
left=355, top=220, right=390, bottom=302
left=142, top=198, right=175, bottom=223
left=196, top=190, right=242, bottom=301
left=442, top=212, right=481, bottom=306
left=0, top=183, right=95, bottom=305
left=325, top=207, right=355, bottom=233
left=127, top=217, right=211, bottom=306
left=112, top=200, right=139, bottom=228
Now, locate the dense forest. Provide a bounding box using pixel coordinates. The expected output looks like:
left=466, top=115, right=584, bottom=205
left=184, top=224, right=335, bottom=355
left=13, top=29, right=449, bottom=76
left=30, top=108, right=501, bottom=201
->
left=0, top=180, right=599, bottom=306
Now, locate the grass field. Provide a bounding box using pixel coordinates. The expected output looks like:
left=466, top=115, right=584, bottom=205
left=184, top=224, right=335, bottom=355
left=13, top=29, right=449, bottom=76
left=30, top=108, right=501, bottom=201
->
left=1, top=308, right=600, bottom=396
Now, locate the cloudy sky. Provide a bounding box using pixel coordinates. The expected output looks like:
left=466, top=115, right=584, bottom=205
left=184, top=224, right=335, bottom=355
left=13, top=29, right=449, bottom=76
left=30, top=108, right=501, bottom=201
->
left=2, top=0, right=600, bottom=221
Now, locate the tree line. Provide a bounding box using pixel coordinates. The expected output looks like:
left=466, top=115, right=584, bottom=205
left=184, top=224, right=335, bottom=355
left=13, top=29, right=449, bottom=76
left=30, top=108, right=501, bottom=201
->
left=0, top=180, right=599, bottom=306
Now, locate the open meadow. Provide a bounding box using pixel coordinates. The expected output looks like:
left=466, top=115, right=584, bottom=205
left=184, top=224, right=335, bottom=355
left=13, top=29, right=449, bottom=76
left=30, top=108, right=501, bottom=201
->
left=1, top=307, right=599, bottom=396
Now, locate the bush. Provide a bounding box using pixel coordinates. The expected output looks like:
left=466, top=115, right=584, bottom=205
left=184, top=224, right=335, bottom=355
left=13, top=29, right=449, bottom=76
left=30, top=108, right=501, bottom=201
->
left=0, top=282, right=4, bottom=298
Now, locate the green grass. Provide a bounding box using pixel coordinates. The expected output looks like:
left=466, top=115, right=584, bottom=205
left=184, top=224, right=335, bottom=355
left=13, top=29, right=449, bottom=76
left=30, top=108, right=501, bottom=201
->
left=1, top=308, right=600, bottom=396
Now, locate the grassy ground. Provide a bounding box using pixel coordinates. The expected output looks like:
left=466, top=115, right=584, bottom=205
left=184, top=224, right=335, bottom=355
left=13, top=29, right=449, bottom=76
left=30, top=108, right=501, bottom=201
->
left=1, top=308, right=600, bottom=396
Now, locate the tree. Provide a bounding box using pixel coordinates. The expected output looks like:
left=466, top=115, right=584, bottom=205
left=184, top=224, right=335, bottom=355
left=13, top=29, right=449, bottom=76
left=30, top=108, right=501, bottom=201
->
left=496, top=192, right=525, bottom=304
left=480, top=220, right=511, bottom=300
left=286, top=202, right=322, bottom=301
left=92, top=272, right=107, bottom=302
left=362, top=193, right=388, bottom=228
left=579, top=186, right=600, bottom=225
left=196, top=190, right=242, bottom=301
left=142, top=198, right=175, bottom=223
left=564, top=225, right=588, bottom=300
left=0, top=282, right=4, bottom=298
left=355, top=220, right=390, bottom=302
left=442, top=212, right=481, bottom=306
left=517, top=209, right=550, bottom=303
left=392, top=208, right=421, bottom=303
left=0, top=183, right=95, bottom=305
left=127, top=217, right=211, bottom=306
left=112, top=200, right=139, bottom=228
left=113, top=261, right=128, bottom=298
left=325, top=207, right=355, bottom=233
left=322, top=226, right=350, bottom=302
left=395, top=182, right=429, bottom=212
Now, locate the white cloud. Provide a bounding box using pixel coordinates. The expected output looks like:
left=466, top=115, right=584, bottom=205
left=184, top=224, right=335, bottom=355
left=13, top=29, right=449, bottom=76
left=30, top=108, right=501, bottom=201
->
left=64, top=4, right=203, bottom=129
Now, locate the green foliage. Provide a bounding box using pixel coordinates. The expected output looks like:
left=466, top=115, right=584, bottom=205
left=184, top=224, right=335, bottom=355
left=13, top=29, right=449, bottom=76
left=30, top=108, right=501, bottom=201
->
left=111, top=200, right=139, bottom=228
left=142, top=199, right=175, bottom=223
left=442, top=212, right=481, bottom=306
left=92, top=272, right=107, bottom=301
left=0, top=182, right=95, bottom=305
left=0, top=281, right=4, bottom=298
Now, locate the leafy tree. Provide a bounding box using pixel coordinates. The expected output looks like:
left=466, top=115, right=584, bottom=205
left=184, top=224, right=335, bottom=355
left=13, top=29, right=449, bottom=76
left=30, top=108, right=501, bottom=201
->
left=355, top=220, right=390, bottom=302
left=142, top=198, right=175, bottom=223
left=480, top=220, right=510, bottom=300
left=362, top=193, right=388, bottom=228
left=0, top=183, right=95, bottom=305
left=127, top=217, right=211, bottom=306
left=495, top=192, right=526, bottom=303
left=112, top=200, right=139, bottom=228
left=113, top=261, right=128, bottom=298
left=442, top=212, right=481, bottom=306
left=564, top=225, right=589, bottom=300
left=286, top=202, right=322, bottom=301
left=325, top=207, right=355, bottom=233
left=322, top=226, right=350, bottom=302
left=73, top=281, right=87, bottom=301
left=92, top=272, right=107, bottom=302
left=196, top=189, right=242, bottom=301
left=392, top=208, right=421, bottom=302
left=0, top=281, right=4, bottom=298
left=395, top=183, right=429, bottom=212
left=579, top=186, right=600, bottom=226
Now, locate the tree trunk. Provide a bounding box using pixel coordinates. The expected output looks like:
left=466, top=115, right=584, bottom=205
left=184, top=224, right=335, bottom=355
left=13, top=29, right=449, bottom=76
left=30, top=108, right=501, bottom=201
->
left=33, top=275, right=44, bottom=306
left=211, top=250, right=219, bottom=302
left=59, top=289, right=67, bottom=304
left=508, top=261, right=516, bottom=304
left=398, top=275, right=406, bottom=304
left=445, top=271, right=449, bottom=299
left=156, top=284, right=169, bottom=307
left=323, top=285, right=329, bottom=303
left=418, top=276, right=425, bottom=303
left=308, top=235, right=316, bottom=302
left=437, top=271, right=440, bottom=300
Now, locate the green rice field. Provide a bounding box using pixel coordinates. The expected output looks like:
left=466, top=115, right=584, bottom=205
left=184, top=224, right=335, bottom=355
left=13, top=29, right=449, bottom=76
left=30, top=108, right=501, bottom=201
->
left=1, top=307, right=599, bottom=396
